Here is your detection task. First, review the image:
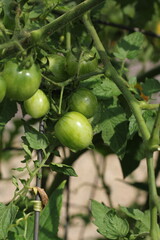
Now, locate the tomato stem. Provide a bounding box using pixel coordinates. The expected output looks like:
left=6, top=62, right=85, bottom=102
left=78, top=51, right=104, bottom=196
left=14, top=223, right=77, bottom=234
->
left=83, top=11, right=160, bottom=239
left=58, top=86, right=64, bottom=115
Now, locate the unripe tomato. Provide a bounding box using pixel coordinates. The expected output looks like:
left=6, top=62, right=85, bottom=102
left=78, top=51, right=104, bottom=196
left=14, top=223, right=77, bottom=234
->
left=48, top=55, right=68, bottom=82
left=0, top=76, right=6, bottom=102
left=54, top=111, right=93, bottom=151
left=24, top=89, right=50, bottom=119
left=69, top=88, right=98, bottom=118
left=79, top=52, right=98, bottom=75
left=2, top=61, right=41, bottom=101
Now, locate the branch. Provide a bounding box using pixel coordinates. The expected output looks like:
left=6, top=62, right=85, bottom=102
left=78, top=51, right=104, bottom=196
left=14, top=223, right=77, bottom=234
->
left=30, top=0, right=105, bottom=42
left=96, top=20, right=160, bottom=39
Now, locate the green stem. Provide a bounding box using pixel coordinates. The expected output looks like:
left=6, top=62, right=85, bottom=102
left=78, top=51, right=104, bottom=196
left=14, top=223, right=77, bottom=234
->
left=83, top=11, right=160, bottom=239
left=66, top=26, right=71, bottom=51
left=58, top=86, right=64, bottom=115
left=31, top=0, right=105, bottom=42
left=147, top=153, right=160, bottom=240
left=148, top=105, right=160, bottom=151
left=82, top=12, right=150, bottom=141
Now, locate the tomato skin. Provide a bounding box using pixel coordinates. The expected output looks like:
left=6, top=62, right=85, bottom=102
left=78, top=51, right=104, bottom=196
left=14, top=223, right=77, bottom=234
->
left=69, top=88, right=98, bottom=118
left=79, top=52, right=98, bottom=75
left=2, top=61, right=41, bottom=101
left=24, top=89, right=50, bottom=119
left=0, top=76, right=6, bottom=102
left=54, top=111, right=93, bottom=151
left=48, top=55, right=68, bottom=82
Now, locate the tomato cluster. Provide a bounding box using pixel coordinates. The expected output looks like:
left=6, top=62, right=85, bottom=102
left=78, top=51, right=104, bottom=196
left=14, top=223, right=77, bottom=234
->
left=45, top=50, right=98, bottom=83
left=55, top=87, right=98, bottom=151
left=0, top=52, right=98, bottom=151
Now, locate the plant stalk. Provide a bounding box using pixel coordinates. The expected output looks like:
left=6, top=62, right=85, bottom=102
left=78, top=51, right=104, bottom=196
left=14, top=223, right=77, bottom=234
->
left=83, top=11, right=160, bottom=239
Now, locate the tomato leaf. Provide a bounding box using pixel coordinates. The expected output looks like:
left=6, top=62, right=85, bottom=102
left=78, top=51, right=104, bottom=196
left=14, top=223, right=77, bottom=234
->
left=113, top=32, right=144, bottom=60
left=142, top=78, right=160, bottom=97
left=23, top=121, right=49, bottom=150
left=0, top=203, right=18, bottom=240
left=91, top=200, right=129, bottom=239
left=0, top=99, right=18, bottom=134
left=81, top=75, right=121, bottom=99
left=50, top=163, right=78, bottom=177
left=93, top=101, right=128, bottom=158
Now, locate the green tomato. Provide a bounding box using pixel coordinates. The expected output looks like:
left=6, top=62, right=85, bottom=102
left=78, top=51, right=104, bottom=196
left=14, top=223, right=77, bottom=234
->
left=69, top=88, right=98, bottom=118
left=79, top=52, right=98, bottom=75
left=48, top=55, right=68, bottom=82
left=0, top=76, right=7, bottom=102
left=66, top=51, right=78, bottom=77
left=2, top=61, right=41, bottom=101
left=24, top=89, right=50, bottom=119
left=54, top=111, right=93, bottom=151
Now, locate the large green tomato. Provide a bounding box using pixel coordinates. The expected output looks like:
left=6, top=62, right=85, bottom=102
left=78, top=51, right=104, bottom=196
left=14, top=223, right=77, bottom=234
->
left=69, top=88, right=98, bottom=118
left=0, top=76, right=6, bottom=102
left=54, top=111, right=93, bottom=151
left=24, top=89, right=50, bottom=119
left=48, top=55, right=68, bottom=82
left=79, top=52, right=98, bottom=75
left=66, top=51, right=78, bottom=77
left=2, top=61, right=41, bottom=101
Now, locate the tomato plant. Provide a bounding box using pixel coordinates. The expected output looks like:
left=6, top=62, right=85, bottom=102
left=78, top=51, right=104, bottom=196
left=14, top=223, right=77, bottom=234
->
left=24, top=89, right=50, bottom=119
left=48, top=55, right=68, bottom=82
left=0, top=76, right=6, bottom=102
left=68, top=88, right=98, bottom=118
left=0, top=1, right=160, bottom=240
left=54, top=111, right=93, bottom=151
left=2, top=61, right=41, bottom=101
left=78, top=51, right=98, bottom=75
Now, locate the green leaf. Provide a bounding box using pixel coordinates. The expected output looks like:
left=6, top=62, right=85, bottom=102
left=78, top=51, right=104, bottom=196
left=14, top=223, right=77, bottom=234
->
left=120, top=206, right=150, bottom=234
left=0, top=203, right=18, bottom=239
left=93, top=102, right=128, bottom=158
left=91, top=200, right=129, bottom=239
left=103, top=210, right=129, bottom=239
left=142, top=78, right=160, bottom=96
left=80, top=75, right=121, bottom=99
left=0, top=99, right=17, bottom=134
left=50, top=163, right=78, bottom=177
left=113, top=32, right=144, bottom=60
left=23, top=121, right=49, bottom=150
left=91, top=200, right=111, bottom=237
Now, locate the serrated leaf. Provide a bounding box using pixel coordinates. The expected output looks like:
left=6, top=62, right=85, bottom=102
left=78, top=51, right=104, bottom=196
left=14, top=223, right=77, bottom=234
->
left=0, top=203, right=18, bottom=239
left=103, top=210, right=129, bottom=239
left=91, top=200, right=111, bottom=237
left=23, top=122, right=49, bottom=150
left=80, top=75, right=121, bottom=99
left=94, top=103, right=128, bottom=158
left=50, top=163, right=78, bottom=177
left=120, top=206, right=144, bottom=221
left=0, top=99, right=17, bottom=134
left=113, top=32, right=144, bottom=60
left=142, top=78, right=160, bottom=96
left=91, top=200, right=129, bottom=239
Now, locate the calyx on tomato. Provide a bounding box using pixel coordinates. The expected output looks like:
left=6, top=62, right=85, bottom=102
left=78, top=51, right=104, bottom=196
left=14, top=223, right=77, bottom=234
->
left=2, top=60, right=41, bottom=101
left=0, top=76, right=6, bottom=102
left=24, top=89, right=50, bottom=119
left=54, top=111, right=93, bottom=151
left=68, top=88, right=98, bottom=118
